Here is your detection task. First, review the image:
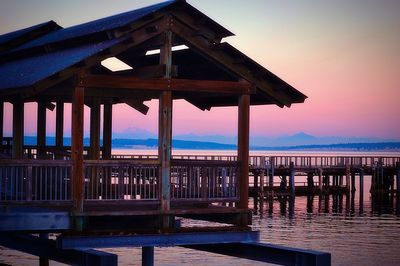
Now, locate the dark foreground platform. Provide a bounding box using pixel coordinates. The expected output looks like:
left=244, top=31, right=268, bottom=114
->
left=0, top=230, right=331, bottom=266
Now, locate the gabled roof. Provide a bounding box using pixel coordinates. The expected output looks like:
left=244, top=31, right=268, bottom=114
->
left=0, top=0, right=306, bottom=108
left=0, top=21, right=62, bottom=53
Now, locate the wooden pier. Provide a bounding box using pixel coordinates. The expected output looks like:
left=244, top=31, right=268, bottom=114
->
left=0, top=0, right=335, bottom=264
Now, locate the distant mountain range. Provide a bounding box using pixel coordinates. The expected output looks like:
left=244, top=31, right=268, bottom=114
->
left=111, top=128, right=399, bottom=147
left=20, top=136, right=400, bottom=151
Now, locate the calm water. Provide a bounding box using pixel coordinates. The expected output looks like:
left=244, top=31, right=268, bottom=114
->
left=1, top=151, right=400, bottom=265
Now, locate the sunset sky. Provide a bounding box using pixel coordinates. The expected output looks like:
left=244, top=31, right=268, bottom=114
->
left=0, top=0, right=399, bottom=140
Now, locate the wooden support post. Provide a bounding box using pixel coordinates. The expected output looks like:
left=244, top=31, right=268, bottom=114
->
left=378, top=159, right=384, bottom=192
left=269, top=157, right=275, bottom=196
left=142, top=246, right=154, bottom=266
left=39, top=233, right=49, bottom=266
left=37, top=101, right=46, bottom=159
left=55, top=100, right=64, bottom=158
left=289, top=162, right=295, bottom=197
left=12, top=99, right=24, bottom=159
left=318, top=168, right=323, bottom=193
left=259, top=170, right=265, bottom=198
left=103, top=100, right=113, bottom=159
left=0, top=101, right=3, bottom=152
left=259, top=156, right=266, bottom=198
left=90, top=98, right=100, bottom=160
left=351, top=172, right=356, bottom=193
left=307, top=173, right=314, bottom=192
left=159, top=30, right=173, bottom=223
left=396, top=162, right=400, bottom=197
left=254, top=172, right=259, bottom=191
left=345, top=164, right=351, bottom=191
left=201, top=167, right=208, bottom=199
left=71, top=85, right=85, bottom=215
left=359, top=168, right=364, bottom=213
left=238, top=94, right=250, bottom=211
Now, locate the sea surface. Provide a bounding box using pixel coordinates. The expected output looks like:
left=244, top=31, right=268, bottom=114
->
left=1, top=150, right=400, bottom=265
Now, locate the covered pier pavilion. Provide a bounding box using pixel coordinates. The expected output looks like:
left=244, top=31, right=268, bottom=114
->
left=0, top=1, right=328, bottom=265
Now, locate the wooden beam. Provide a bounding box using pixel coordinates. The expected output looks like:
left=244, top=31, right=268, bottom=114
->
left=12, top=99, right=24, bottom=159
left=159, top=30, right=173, bottom=216
left=123, top=99, right=149, bottom=115
left=55, top=100, right=64, bottom=151
left=237, top=94, right=250, bottom=216
left=80, top=75, right=253, bottom=94
left=37, top=101, right=46, bottom=159
left=71, top=86, right=84, bottom=213
left=83, top=87, right=158, bottom=99
left=102, top=100, right=112, bottom=159
left=89, top=98, right=100, bottom=160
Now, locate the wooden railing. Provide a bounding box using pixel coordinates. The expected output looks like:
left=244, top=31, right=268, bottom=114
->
left=171, top=159, right=239, bottom=202
left=111, top=154, right=400, bottom=168
left=83, top=159, right=159, bottom=201
left=257, top=156, right=400, bottom=168
left=0, top=160, right=71, bottom=202
left=0, top=158, right=240, bottom=205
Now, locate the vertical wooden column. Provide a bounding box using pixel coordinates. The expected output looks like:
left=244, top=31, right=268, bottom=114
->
left=39, top=233, right=50, bottom=266
left=351, top=172, right=356, bottom=193
left=12, top=99, right=24, bottom=159
left=103, top=100, right=113, bottom=159
left=318, top=168, right=323, bottom=193
left=37, top=101, right=46, bottom=159
left=396, top=162, right=400, bottom=198
left=142, top=246, right=154, bottom=266
left=71, top=86, right=85, bottom=213
left=89, top=98, right=100, bottom=160
left=269, top=157, right=275, bottom=196
left=259, top=156, right=265, bottom=198
left=237, top=94, right=250, bottom=210
left=0, top=101, right=3, bottom=151
left=55, top=100, right=64, bottom=158
left=289, top=162, right=295, bottom=197
left=159, top=31, right=173, bottom=214
left=345, top=164, right=351, bottom=191
left=359, top=168, right=364, bottom=213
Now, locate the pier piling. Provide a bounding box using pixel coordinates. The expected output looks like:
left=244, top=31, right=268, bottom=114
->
left=345, top=164, right=351, bottom=192
left=396, top=162, right=400, bottom=196
left=289, top=162, right=295, bottom=196
left=318, top=168, right=323, bottom=193
left=269, top=157, right=275, bottom=197
left=142, top=246, right=154, bottom=266
left=360, top=168, right=364, bottom=213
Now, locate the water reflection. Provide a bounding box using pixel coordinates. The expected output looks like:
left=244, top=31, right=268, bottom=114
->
left=250, top=187, right=400, bottom=266
left=251, top=190, right=400, bottom=218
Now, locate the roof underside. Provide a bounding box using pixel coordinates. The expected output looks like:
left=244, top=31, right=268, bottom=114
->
left=0, top=0, right=306, bottom=108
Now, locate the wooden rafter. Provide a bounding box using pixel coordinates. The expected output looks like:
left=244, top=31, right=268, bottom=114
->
left=123, top=99, right=149, bottom=115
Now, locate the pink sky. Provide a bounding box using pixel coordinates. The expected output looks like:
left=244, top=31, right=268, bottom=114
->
left=1, top=0, right=399, bottom=139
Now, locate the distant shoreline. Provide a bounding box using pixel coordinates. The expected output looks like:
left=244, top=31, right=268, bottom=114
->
left=19, top=136, right=400, bottom=152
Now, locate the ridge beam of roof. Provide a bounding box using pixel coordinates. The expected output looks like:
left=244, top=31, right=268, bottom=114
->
left=169, top=18, right=292, bottom=107
left=122, top=98, right=149, bottom=115
left=79, top=75, right=254, bottom=95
